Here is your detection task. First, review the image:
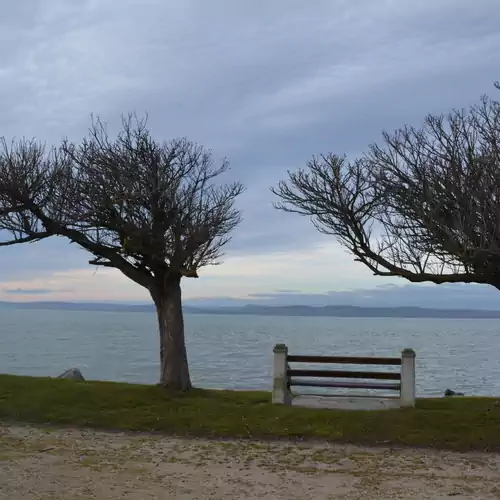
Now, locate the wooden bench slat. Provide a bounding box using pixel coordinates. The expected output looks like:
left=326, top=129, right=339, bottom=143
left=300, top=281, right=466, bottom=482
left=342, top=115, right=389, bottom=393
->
left=287, top=355, right=401, bottom=365
left=287, top=369, right=401, bottom=380
left=289, top=379, right=401, bottom=391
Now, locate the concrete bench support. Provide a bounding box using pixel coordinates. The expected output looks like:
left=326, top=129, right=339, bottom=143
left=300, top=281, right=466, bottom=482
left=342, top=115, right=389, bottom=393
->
left=400, top=348, right=416, bottom=407
left=272, top=343, right=291, bottom=405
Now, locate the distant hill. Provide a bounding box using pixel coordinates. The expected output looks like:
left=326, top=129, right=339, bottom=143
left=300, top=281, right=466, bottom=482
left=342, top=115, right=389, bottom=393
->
left=1, top=301, right=500, bottom=318
left=187, top=304, right=500, bottom=318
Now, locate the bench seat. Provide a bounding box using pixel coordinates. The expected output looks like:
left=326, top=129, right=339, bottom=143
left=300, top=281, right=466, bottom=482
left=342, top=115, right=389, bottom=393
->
left=289, top=379, right=401, bottom=391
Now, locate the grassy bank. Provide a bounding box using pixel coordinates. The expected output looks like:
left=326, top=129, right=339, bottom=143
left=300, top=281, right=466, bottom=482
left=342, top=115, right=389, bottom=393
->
left=0, top=374, right=499, bottom=451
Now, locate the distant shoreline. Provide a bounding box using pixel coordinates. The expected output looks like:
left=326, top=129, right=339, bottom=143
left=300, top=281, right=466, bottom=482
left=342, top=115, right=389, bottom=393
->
left=1, top=301, right=500, bottom=319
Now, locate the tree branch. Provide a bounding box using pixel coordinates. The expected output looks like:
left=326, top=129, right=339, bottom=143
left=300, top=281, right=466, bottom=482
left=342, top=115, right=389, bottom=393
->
left=273, top=86, right=500, bottom=289
left=0, top=115, right=243, bottom=293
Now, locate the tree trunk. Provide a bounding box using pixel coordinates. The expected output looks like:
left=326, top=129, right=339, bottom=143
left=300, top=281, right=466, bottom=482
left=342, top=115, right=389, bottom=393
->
left=151, top=276, right=192, bottom=391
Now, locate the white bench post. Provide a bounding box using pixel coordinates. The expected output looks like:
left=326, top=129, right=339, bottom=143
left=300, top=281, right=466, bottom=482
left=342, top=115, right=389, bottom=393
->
left=400, top=348, right=416, bottom=407
left=272, top=344, right=291, bottom=405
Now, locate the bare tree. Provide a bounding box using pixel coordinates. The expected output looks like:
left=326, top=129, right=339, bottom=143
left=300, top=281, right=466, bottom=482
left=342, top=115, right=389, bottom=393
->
left=0, top=116, right=244, bottom=390
left=272, top=90, right=500, bottom=291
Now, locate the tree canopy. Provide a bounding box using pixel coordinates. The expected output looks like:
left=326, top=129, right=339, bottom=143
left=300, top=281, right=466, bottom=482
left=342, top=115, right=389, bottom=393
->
left=273, top=91, right=500, bottom=289
left=0, top=116, right=244, bottom=390
left=0, top=116, right=243, bottom=289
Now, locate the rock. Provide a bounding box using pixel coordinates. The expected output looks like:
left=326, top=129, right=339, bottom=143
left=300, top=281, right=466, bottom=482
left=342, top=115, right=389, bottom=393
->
left=444, top=389, right=464, bottom=397
left=57, top=368, right=85, bottom=381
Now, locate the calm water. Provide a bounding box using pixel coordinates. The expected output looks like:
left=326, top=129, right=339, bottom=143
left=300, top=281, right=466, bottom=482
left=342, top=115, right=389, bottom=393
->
left=1, top=309, right=499, bottom=397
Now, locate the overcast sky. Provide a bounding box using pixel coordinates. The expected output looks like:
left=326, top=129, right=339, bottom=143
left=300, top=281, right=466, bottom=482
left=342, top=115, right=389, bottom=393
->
left=1, top=0, right=500, bottom=306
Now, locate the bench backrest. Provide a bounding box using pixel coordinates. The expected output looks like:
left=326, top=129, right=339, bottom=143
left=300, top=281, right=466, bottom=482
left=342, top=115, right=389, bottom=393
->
left=286, top=354, right=402, bottom=392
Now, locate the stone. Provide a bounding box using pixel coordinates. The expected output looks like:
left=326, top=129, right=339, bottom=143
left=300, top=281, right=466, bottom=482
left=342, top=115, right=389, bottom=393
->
left=57, top=368, right=85, bottom=381
left=444, top=389, right=464, bottom=397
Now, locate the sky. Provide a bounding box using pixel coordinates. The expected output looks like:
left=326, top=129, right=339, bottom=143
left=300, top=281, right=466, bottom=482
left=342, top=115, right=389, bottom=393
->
left=1, top=0, right=500, bottom=307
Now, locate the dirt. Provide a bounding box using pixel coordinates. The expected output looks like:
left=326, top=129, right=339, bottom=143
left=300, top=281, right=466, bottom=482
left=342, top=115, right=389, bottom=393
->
left=0, top=424, right=499, bottom=499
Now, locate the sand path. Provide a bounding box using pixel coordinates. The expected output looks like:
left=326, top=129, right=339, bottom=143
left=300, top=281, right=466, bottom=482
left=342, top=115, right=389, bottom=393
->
left=1, top=424, right=499, bottom=499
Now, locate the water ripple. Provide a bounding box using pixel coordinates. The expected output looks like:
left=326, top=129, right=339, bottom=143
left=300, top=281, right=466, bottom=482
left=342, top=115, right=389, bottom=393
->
left=0, top=310, right=499, bottom=396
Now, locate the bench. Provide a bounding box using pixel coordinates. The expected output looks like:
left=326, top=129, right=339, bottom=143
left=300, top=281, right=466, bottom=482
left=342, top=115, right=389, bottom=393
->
left=272, top=345, right=416, bottom=408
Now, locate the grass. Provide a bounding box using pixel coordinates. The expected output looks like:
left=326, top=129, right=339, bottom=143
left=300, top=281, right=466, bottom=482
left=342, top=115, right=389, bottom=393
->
left=0, top=374, right=499, bottom=451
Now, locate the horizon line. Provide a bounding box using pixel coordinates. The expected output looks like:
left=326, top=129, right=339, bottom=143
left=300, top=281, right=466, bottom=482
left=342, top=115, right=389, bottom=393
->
left=1, top=299, right=500, bottom=312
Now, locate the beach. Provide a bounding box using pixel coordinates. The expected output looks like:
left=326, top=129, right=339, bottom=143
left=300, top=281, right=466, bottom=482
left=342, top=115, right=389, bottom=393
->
left=1, top=424, right=499, bottom=499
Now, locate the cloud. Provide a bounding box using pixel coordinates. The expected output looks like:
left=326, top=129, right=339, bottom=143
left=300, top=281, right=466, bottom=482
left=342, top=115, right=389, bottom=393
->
left=0, top=268, right=150, bottom=303
left=0, top=238, right=91, bottom=282
left=0, top=1, right=499, bottom=299
left=2, top=243, right=500, bottom=310
left=0, top=241, right=397, bottom=302
left=4, top=288, right=54, bottom=295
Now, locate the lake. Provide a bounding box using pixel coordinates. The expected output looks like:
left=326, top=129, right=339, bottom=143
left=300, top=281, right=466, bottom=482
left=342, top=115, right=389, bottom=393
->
left=1, top=308, right=499, bottom=397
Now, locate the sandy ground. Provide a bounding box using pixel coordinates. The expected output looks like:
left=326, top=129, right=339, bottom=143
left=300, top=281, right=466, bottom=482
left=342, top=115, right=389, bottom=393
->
left=0, top=424, right=499, bottom=499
